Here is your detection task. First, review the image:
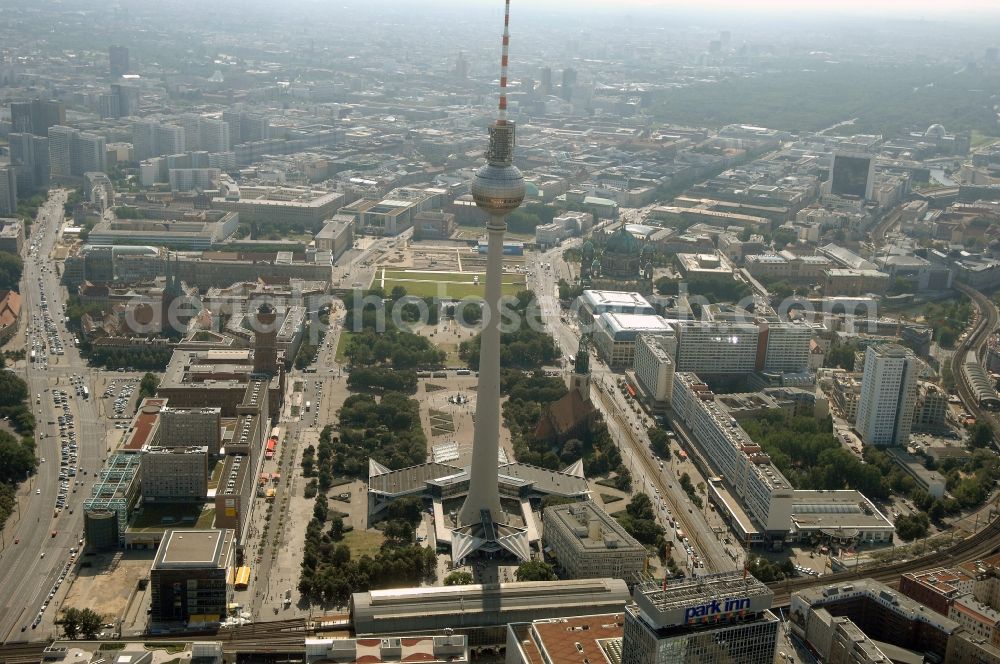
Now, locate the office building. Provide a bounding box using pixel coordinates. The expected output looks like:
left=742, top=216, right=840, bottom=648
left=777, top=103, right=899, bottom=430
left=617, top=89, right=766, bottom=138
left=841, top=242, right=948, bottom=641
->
left=542, top=500, right=646, bottom=581
left=0, top=166, right=16, bottom=217
left=83, top=453, right=142, bottom=548
left=340, top=198, right=416, bottom=236
left=9, top=132, right=49, bottom=193
left=412, top=211, right=456, bottom=240
left=10, top=99, right=65, bottom=136
left=899, top=567, right=976, bottom=617
left=577, top=289, right=655, bottom=324
left=212, top=186, right=344, bottom=229
left=109, top=45, right=129, bottom=78
left=674, top=321, right=760, bottom=376
left=593, top=312, right=674, bottom=369
left=757, top=321, right=813, bottom=374
left=671, top=373, right=794, bottom=540
left=47, top=126, right=107, bottom=180
left=829, top=153, right=876, bottom=200
left=791, top=578, right=958, bottom=661
left=633, top=333, right=676, bottom=409
left=855, top=344, right=918, bottom=447
left=314, top=216, right=354, bottom=260
left=0, top=219, right=25, bottom=254
left=913, top=382, right=948, bottom=432
left=140, top=446, right=209, bottom=502
left=133, top=120, right=186, bottom=161
left=621, top=573, right=779, bottom=664
left=149, top=528, right=234, bottom=624
left=160, top=406, right=222, bottom=456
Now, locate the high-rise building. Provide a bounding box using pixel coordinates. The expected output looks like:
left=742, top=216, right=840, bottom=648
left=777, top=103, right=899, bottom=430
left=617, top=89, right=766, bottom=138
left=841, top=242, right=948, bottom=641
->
left=222, top=110, right=269, bottom=145
left=47, top=126, right=76, bottom=178
left=829, top=153, right=876, bottom=200
left=9, top=132, right=48, bottom=193
left=855, top=344, right=918, bottom=447
left=539, top=67, right=553, bottom=96
left=453, top=0, right=529, bottom=562
left=756, top=321, right=813, bottom=374
left=109, top=45, right=129, bottom=78
left=621, top=573, right=779, bottom=664
left=561, top=67, right=577, bottom=101
left=132, top=120, right=185, bottom=161
left=47, top=126, right=106, bottom=179
left=10, top=99, right=65, bottom=137
left=110, top=83, right=139, bottom=117
left=140, top=446, right=209, bottom=502
left=198, top=118, right=231, bottom=154
left=633, top=333, right=676, bottom=408
left=674, top=321, right=760, bottom=375
left=0, top=166, right=17, bottom=217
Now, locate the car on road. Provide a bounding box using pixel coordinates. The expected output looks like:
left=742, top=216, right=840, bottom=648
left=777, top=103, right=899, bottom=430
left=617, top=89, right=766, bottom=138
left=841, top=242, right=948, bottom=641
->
left=36, top=488, right=40, bottom=494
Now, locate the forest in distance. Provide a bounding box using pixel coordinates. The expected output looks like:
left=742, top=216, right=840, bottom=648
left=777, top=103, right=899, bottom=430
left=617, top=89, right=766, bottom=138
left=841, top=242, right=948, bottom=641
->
left=653, top=59, right=1000, bottom=137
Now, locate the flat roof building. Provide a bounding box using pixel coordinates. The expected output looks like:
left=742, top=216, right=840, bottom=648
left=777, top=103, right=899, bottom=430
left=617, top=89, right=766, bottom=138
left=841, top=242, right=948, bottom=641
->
left=141, top=446, right=209, bottom=503
left=150, top=528, right=234, bottom=625
left=542, top=500, right=646, bottom=582
left=577, top=289, right=655, bottom=324
left=351, top=578, right=631, bottom=646
left=593, top=313, right=674, bottom=370
left=622, top=573, right=779, bottom=664
left=671, top=373, right=794, bottom=539
left=506, top=613, right=625, bottom=664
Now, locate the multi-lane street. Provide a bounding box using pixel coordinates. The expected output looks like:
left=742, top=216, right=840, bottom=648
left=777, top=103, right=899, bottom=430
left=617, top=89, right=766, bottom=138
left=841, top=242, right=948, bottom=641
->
left=526, top=242, right=733, bottom=575
left=0, top=190, right=111, bottom=642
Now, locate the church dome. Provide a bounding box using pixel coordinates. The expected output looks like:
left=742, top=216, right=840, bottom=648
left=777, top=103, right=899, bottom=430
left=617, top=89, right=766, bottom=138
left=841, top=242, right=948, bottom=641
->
left=605, top=225, right=640, bottom=256
left=925, top=123, right=946, bottom=139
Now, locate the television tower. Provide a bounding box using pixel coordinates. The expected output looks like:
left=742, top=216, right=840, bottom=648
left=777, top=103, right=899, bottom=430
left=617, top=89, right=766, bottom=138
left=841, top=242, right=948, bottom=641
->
left=457, top=0, right=525, bottom=529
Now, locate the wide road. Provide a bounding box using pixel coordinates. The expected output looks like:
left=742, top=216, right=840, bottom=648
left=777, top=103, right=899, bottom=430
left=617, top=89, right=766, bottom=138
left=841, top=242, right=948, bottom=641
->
left=0, top=190, right=110, bottom=642
left=526, top=243, right=732, bottom=574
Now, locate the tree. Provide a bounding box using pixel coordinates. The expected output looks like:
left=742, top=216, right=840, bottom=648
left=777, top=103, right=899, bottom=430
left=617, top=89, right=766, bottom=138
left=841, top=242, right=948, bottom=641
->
left=60, top=607, right=103, bottom=639
left=968, top=421, right=994, bottom=449
left=895, top=512, right=930, bottom=541
left=59, top=608, right=80, bottom=639
left=626, top=492, right=655, bottom=521
left=444, top=571, right=474, bottom=586
left=329, top=515, right=344, bottom=541
left=648, top=428, right=670, bottom=458
left=0, top=251, right=23, bottom=290
left=0, top=371, right=28, bottom=407
left=515, top=560, right=557, bottom=582
left=138, top=372, right=159, bottom=399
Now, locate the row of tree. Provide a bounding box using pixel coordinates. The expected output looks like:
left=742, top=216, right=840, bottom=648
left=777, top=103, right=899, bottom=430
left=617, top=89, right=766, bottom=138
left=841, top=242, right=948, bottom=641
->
left=459, top=290, right=559, bottom=371
left=0, top=373, right=37, bottom=530
left=332, top=392, right=427, bottom=477
left=614, top=492, right=665, bottom=546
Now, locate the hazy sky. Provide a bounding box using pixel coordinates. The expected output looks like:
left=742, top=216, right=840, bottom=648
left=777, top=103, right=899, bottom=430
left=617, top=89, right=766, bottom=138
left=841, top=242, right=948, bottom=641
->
left=452, top=0, right=1000, bottom=15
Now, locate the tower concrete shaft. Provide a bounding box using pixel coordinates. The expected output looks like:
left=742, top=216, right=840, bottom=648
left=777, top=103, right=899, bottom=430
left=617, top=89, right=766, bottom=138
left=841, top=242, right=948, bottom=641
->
left=458, top=214, right=507, bottom=526
left=457, top=0, right=524, bottom=530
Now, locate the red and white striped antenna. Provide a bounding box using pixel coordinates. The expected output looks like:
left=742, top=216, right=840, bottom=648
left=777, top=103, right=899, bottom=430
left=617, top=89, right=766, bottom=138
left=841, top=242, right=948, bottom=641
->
left=497, top=0, right=512, bottom=125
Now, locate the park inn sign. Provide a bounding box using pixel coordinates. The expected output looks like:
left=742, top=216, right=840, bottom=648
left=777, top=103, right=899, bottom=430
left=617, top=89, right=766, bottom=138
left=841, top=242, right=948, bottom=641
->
left=684, top=597, right=752, bottom=624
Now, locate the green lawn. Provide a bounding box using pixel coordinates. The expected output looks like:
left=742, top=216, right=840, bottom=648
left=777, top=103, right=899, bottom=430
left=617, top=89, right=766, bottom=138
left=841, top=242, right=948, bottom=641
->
left=379, top=268, right=527, bottom=299
left=342, top=529, right=385, bottom=557
left=453, top=223, right=535, bottom=241
left=335, top=330, right=354, bottom=363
